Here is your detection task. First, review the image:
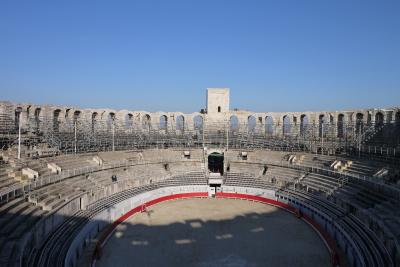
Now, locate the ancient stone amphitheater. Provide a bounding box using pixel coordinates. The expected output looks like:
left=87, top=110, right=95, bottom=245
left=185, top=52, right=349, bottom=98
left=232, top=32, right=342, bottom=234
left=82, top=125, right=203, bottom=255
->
left=0, top=89, right=399, bottom=267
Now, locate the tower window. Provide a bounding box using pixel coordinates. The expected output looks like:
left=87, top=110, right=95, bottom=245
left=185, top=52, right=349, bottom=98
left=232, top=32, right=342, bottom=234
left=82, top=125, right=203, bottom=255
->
left=218, top=106, right=221, bottom=113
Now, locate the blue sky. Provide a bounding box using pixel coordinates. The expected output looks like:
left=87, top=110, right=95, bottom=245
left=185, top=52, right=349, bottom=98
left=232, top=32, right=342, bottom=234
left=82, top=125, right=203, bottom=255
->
left=0, top=0, right=399, bottom=113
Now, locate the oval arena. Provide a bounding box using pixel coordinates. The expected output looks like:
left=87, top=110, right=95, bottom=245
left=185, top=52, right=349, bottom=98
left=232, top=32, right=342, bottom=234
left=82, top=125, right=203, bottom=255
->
left=0, top=89, right=399, bottom=267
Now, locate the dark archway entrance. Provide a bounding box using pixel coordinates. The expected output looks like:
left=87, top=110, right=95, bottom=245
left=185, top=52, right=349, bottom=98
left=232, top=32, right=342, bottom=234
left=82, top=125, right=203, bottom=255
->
left=208, top=152, right=224, bottom=175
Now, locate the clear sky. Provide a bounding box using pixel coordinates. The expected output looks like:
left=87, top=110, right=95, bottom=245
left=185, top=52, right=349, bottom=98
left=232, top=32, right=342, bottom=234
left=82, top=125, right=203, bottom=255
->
left=0, top=0, right=399, bottom=113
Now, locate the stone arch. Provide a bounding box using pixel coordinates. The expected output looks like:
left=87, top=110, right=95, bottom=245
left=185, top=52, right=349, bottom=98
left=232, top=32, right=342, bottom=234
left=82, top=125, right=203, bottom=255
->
left=159, top=115, right=168, bottom=130
left=34, top=107, right=41, bottom=132
left=65, top=109, right=71, bottom=120
left=300, top=114, right=309, bottom=137
left=329, top=114, right=334, bottom=124
left=355, top=113, right=364, bottom=134
left=176, top=115, right=185, bottom=131
left=248, top=115, right=256, bottom=132
left=265, top=116, right=274, bottom=135
left=73, top=110, right=81, bottom=121
left=319, top=114, right=327, bottom=138
left=193, top=115, right=203, bottom=130
left=91, top=112, right=98, bottom=133
left=53, top=109, right=61, bottom=132
left=282, top=115, right=291, bottom=135
left=337, top=114, right=345, bottom=138
left=367, top=112, right=372, bottom=125
left=230, top=115, right=239, bottom=131
left=26, top=105, right=31, bottom=121
left=125, top=113, right=134, bottom=129
left=107, top=112, right=116, bottom=131
left=375, top=112, right=384, bottom=126
left=15, top=107, right=23, bottom=130
left=142, top=114, right=151, bottom=130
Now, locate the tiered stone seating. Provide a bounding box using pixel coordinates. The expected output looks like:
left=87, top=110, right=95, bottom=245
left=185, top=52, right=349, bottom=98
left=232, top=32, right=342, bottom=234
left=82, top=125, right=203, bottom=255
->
left=224, top=172, right=275, bottom=189
left=300, top=172, right=340, bottom=193
left=0, top=148, right=398, bottom=267
left=278, top=188, right=391, bottom=267
left=265, top=166, right=303, bottom=182
left=0, top=164, right=17, bottom=188
left=0, top=198, right=47, bottom=264
left=47, top=154, right=98, bottom=170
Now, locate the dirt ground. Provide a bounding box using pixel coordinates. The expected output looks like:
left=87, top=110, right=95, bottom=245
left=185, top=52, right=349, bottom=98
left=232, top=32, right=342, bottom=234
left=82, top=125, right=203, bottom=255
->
left=96, top=198, right=330, bottom=267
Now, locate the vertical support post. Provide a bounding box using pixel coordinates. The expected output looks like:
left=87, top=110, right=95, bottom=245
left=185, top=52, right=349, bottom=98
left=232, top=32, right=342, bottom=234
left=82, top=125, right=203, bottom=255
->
left=321, top=122, right=324, bottom=155
left=18, top=112, right=21, bottom=160
left=202, top=116, right=205, bottom=149
left=226, top=119, right=229, bottom=151
left=74, top=120, right=77, bottom=154
left=112, top=121, right=115, bottom=152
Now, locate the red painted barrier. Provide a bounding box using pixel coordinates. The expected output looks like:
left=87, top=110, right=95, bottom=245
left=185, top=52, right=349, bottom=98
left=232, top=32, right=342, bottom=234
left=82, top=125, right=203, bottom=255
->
left=92, top=191, right=340, bottom=267
left=215, top=192, right=340, bottom=267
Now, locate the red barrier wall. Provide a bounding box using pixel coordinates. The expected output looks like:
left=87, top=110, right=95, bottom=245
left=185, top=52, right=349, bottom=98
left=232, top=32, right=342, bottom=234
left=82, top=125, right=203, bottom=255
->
left=92, top=191, right=339, bottom=266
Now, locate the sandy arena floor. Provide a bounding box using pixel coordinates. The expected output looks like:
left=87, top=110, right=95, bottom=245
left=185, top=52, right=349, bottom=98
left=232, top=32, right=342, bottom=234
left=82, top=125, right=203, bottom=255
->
left=96, top=198, right=330, bottom=267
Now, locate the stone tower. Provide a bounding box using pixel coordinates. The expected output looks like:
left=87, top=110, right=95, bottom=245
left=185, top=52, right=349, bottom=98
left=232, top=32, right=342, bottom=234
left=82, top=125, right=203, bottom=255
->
left=206, top=88, right=230, bottom=123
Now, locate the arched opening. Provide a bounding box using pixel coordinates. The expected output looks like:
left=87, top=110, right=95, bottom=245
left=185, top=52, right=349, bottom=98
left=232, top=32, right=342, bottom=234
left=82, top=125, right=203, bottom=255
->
left=92, top=112, right=98, bottom=133
left=375, top=112, right=384, bottom=127
left=248, top=116, right=256, bottom=132
left=208, top=152, right=224, bottom=175
left=283, top=115, right=291, bottom=135
left=107, top=113, right=116, bottom=131
left=26, top=106, right=31, bottom=121
left=53, top=109, right=61, bottom=132
left=218, top=106, right=221, bottom=113
left=176, top=115, right=185, bottom=131
left=15, top=107, right=22, bottom=131
left=367, top=113, right=372, bottom=125
left=125, top=114, right=133, bottom=130
left=65, top=108, right=71, bottom=120
left=34, top=108, right=41, bottom=132
left=265, top=116, right=274, bottom=135
left=337, top=114, right=344, bottom=138
left=73, top=111, right=80, bottom=121
left=230, top=116, right=239, bottom=131
left=159, top=115, right=168, bottom=131
left=355, top=113, right=364, bottom=135
left=300, top=115, right=309, bottom=137
left=142, top=114, right=151, bottom=131
left=319, top=114, right=326, bottom=138
left=194, top=115, right=203, bottom=131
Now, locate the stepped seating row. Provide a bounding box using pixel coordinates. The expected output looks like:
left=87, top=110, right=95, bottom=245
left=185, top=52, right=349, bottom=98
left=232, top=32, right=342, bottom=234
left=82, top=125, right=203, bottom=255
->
left=334, top=179, right=392, bottom=211
left=168, top=161, right=204, bottom=175
left=300, top=153, right=391, bottom=180
left=294, top=168, right=400, bottom=263
left=27, top=172, right=207, bottom=267
left=25, top=161, right=204, bottom=211
left=0, top=198, right=48, bottom=265
left=98, top=150, right=140, bottom=163
left=300, top=172, right=341, bottom=193
left=278, top=188, right=392, bottom=267
left=47, top=154, right=98, bottom=170
left=28, top=174, right=96, bottom=210
left=0, top=165, right=17, bottom=189
left=369, top=202, right=400, bottom=253
left=228, top=162, right=264, bottom=177
left=0, top=165, right=207, bottom=267
left=224, top=172, right=275, bottom=190
left=265, top=166, right=303, bottom=182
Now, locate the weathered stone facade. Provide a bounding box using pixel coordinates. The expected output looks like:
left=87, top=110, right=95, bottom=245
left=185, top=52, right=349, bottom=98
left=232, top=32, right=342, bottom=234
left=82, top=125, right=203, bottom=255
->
left=0, top=88, right=399, bottom=136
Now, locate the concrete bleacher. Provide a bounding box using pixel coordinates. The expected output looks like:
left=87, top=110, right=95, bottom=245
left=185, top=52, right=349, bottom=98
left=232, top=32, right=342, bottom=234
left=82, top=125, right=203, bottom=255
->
left=278, top=187, right=391, bottom=267
left=0, top=148, right=399, bottom=267
left=0, top=164, right=18, bottom=188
